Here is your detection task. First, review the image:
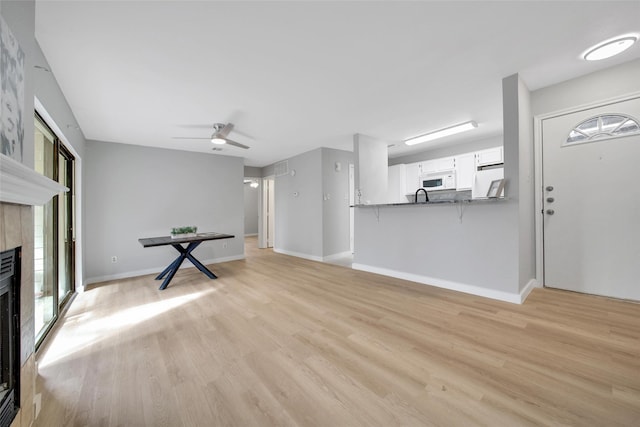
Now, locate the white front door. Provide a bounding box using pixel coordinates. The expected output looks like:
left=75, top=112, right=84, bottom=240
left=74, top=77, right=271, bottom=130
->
left=542, top=95, right=640, bottom=300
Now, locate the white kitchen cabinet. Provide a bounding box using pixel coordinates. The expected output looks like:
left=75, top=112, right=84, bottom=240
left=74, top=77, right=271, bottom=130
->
left=387, top=164, right=407, bottom=203
left=420, top=156, right=455, bottom=175
left=455, top=153, right=475, bottom=190
left=404, top=162, right=421, bottom=194
left=476, top=146, right=503, bottom=167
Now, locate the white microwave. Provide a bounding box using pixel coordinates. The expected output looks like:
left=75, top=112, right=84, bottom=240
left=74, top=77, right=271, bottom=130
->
left=420, top=171, right=456, bottom=191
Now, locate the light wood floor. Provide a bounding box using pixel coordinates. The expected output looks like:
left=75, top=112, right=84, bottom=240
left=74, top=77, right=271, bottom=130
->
left=35, top=237, right=640, bottom=426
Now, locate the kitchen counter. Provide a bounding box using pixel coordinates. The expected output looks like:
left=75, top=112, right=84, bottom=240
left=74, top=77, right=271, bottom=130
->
left=353, top=197, right=507, bottom=208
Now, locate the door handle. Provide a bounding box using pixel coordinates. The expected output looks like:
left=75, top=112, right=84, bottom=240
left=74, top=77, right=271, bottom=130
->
left=546, top=209, right=555, bottom=215
left=546, top=186, right=554, bottom=191
left=546, top=197, right=555, bottom=203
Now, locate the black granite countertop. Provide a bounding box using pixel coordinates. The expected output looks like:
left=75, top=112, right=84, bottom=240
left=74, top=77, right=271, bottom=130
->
left=352, top=197, right=507, bottom=207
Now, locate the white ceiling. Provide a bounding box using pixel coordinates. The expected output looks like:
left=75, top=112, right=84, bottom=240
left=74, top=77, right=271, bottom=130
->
left=35, top=1, right=640, bottom=167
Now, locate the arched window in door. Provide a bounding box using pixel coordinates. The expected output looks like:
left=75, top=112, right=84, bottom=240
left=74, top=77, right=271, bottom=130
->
left=565, top=114, right=639, bottom=146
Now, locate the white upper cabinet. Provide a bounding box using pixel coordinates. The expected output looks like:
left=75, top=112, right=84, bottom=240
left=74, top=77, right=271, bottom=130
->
left=475, top=146, right=503, bottom=167
left=454, top=153, right=475, bottom=190
left=396, top=146, right=503, bottom=195
left=420, top=156, right=455, bottom=175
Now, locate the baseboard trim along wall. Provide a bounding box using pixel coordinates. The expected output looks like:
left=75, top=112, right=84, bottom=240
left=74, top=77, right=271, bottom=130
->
left=322, top=251, right=352, bottom=262
left=352, top=263, right=539, bottom=304
left=85, top=254, right=246, bottom=285
left=273, top=248, right=324, bottom=262
left=273, top=248, right=354, bottom=263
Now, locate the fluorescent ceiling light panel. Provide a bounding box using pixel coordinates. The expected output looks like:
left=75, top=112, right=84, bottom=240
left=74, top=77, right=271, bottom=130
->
left=405, top=121, right=477, bottom=146
left=583, top=35, right=637, bottom=61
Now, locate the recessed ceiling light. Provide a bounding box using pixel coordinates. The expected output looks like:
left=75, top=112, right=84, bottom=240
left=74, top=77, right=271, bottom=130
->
left=405, top=121, right=477, bottom=146
left=583, top=35, right=638, bottom=61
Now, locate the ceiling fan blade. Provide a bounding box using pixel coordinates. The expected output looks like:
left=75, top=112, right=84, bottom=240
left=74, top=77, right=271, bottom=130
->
left=171, top=136, right=212, bottom=140
left=217, top=123, right=234, bottom=138
left=225, top=138, right=250, bottom=149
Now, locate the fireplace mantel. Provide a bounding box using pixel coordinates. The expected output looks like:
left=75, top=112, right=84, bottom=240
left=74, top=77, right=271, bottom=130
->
left=0, top=153, right=68, bottom=206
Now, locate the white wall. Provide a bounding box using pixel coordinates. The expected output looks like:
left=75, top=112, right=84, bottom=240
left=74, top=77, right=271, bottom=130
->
left=244, top=180, right=259, bottom=235
left=84, top=141, right=244, bottom=283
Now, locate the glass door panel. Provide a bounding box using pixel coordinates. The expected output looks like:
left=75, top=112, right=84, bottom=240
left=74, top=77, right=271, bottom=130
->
left=58, top=147, right=74, bottom=305
left=34, top=117, right=57, bottom=343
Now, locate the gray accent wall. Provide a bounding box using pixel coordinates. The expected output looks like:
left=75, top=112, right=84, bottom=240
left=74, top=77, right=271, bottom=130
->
left=244, top=166, right=262, bottom=178
left=322, top=148, right=352, bottom=257
left=532, top=58, right=640, bottom=116
left=273, top=147, right=353, bottom=260
left=354, top=134, right=388, bottom=204
left=85, top=141, right=244, bottom=283
left=274, top=148, right=323, bottom=258
left=34, top=40, right=88, bottom=286
left=353, top=73, right=537, bottom=302
left=502, top=74, right=536, bottom=292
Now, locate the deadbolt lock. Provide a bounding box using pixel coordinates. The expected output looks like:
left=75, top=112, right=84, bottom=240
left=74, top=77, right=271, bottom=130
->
left=546, top=186, right=554, bottom=192
left=546, top=197, right=555, bottom=203
left=546, top=209, right=555, bottom=215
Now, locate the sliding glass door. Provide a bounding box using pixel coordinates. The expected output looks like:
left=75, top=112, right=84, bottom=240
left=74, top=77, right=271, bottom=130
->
left=34, top=114, right=75, bottom=347
left=58, top=145, right=74, bottom=307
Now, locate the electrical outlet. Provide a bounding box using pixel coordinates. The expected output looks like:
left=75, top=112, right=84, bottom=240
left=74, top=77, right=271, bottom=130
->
left=111, top=256, right=117, bottom=263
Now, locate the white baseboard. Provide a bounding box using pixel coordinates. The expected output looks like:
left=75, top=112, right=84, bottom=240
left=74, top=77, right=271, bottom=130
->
left=519, top=278, right=540, bottom=303
left=85, top=254, right=245, bottom=285
left=273, top=248, right=323, bottom=262
left=322, top=251, right=353, bottom=262
left=352, top=263, right=536, bottom=304
left=273, top=248, right=353, bottom=263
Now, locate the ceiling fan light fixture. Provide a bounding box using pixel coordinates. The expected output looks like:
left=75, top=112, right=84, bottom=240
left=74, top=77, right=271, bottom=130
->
left=582, top=35, right=637, bottom=61
left=211, top=137, right=226, bottom=145
left=405, top=121, right=477, bottom=146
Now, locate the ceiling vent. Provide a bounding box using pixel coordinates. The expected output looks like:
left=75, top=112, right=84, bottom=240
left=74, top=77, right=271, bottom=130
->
left=274, top=160, right=289, bottom=177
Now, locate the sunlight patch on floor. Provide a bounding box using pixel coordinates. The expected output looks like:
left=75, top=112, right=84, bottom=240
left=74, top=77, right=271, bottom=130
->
left=39, top=289, right=214, bottom=369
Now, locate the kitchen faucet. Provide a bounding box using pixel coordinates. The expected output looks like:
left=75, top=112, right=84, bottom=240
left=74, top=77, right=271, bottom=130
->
left=415, top=188, right=429, bottom=203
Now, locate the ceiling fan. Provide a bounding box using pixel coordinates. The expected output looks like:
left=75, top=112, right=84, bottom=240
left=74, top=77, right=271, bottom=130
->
left=173, top=123, right=250, bottom=149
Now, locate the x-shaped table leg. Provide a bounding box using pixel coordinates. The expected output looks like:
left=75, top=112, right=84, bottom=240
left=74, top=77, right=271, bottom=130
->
left=155, top=241, right=218, bottom=290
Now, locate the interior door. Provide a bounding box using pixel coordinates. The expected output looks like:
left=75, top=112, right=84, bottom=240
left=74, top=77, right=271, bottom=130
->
left=542, top=95, right=640, bottom=300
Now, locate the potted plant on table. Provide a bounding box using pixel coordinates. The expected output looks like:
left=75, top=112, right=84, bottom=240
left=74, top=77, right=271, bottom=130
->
left=170, top=226, right=198, bottom=239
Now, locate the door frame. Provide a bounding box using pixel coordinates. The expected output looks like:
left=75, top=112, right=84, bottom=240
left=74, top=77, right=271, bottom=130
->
left=533, top=91, right=640, bottom=287
left=258, top=175, right=275, bottom=249
left=35, top=98, right=83, bottom=293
